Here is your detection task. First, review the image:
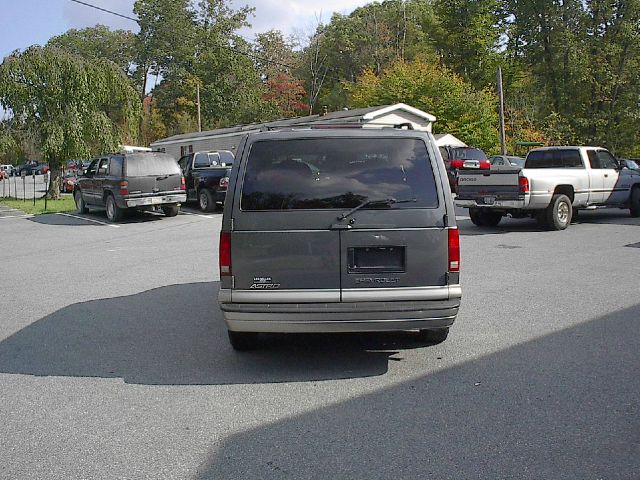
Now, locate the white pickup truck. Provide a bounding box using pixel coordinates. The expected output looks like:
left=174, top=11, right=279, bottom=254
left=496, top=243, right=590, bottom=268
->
left=455, top=146, right=640, bottom=230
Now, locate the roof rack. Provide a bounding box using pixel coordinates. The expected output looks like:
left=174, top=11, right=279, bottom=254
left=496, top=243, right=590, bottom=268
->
left=261, top=122, right=415, bottom=132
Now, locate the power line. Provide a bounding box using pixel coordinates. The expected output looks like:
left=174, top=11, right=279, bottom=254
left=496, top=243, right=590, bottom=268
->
left=69, top=0, right=138, bottom=23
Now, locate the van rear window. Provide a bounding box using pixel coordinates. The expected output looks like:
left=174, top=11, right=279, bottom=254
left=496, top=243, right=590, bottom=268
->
left=241, top=138, right=439, bottom=211
left=525, top=150, right=584, bottom=168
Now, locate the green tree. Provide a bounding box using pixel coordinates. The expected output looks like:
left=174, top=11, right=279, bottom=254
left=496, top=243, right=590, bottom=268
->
left=0, top=121, right=23, bottom=165
left=133, top=0, right=195, bottom=97
left=346, top=58, right=499, bottom=152
left=0, top=47, right=141, bottom=198
left=47, top=25, right=137, bottom=78
left=433, top=0, right=506, bottom=87
left=254, top=30, right=299, bottom=81
left=299, top=0, right=440, bottom=112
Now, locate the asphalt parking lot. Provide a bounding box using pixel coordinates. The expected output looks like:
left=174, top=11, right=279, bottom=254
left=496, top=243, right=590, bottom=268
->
left=0, top=206, right=638, bottom=479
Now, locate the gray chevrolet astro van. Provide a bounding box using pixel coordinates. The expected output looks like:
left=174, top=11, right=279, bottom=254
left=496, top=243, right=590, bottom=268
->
left=218, top=127, right=461, bottom=350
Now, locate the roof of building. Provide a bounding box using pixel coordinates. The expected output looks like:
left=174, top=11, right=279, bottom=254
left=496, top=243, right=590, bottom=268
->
left=151, top=104, right=436, bottom=146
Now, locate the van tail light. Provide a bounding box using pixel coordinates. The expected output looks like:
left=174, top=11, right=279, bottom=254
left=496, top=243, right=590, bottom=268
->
left=119, top=180, right=129, bottom=196
left=219, top=231, right=232, bottom=276
left=219, top=176, right=229, bottom=189
left=519, top=176, right=530, bottom=194
left=448, top=227, right=460, bottom=272
left=479, top=160, right=491, bottom=169
left=180, top=176, right=186, bottom=190
left=450, top=159, right=464, bottom=169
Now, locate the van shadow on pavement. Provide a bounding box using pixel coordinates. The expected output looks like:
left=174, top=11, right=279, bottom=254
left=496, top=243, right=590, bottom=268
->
left=195, top=303, right=640, bottom=479
left=0, top=282, right=438, bottom=385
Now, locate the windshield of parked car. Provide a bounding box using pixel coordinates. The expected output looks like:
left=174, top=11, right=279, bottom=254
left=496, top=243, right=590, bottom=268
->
left=241, top=137, right=439, bottom=211
left=125, top=153, right=181, bottom=177
left=508, top=157, right=525, bottom=167
left=525, top=149, right=584, bottom=168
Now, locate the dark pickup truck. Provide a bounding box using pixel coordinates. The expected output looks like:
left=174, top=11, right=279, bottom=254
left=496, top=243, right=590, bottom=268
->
left=178, top=150, right=233, bottom=212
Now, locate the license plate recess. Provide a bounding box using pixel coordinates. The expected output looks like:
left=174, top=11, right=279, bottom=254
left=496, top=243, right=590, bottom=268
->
left=348, top=246, right=406, bottom=273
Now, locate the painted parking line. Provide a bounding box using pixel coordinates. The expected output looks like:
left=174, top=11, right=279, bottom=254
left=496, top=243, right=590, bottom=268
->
left=56, top=212, right=120, bottom=228
left=0, top=213, right=34, bottom=219
left=456, top=215, right=471, bottom=220
left=180, top=210, right=217, bottom=219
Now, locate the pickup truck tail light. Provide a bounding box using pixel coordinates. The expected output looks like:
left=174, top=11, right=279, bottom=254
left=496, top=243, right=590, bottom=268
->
left=180, top=176, right=186, bottom=190
left=219, top=176, right=229, bottom=189
left=450, top=159, right=491, bottom=169
left=119, top=180, right=128, bottom=196
left=448, top=227, right=460, bottom=272
left=519, top=176, right=530, bottom=194
left=219, top=231, right=232, bottom=276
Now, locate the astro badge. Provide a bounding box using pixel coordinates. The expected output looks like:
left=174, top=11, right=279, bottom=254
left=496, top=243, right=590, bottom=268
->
left=250, top=276, right=281, bottom=289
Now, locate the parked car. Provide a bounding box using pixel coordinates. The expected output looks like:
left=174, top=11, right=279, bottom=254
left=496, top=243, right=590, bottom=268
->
left=455, top=146, right=640, bottom=230
left=60, top=172, right=78, bottom=193
left=441, top=146, right=489, bottom=192
left=218, top=127, right=461, bottom=350
left=489, top=155, right=525, bottom=170
left=1, top=165, right=15, bottom=177
left=178, top=150, right=233, bottom=212
left=35, top=163, right=49, bottom=175
left=619, top=158, right=640, bottom=172
left=74, top=151, right=187, bottom=222
left=15, top=160, right=41, bottom=176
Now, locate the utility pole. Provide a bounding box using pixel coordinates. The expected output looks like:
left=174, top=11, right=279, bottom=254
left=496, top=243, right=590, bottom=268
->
left=497, top=66, right=507, bottom=155
left=196, top=83, right=202, bottom=133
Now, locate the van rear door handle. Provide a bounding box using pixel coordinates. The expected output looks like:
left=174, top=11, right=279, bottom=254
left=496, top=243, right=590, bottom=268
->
left=330, top=223, right=353, bottom=230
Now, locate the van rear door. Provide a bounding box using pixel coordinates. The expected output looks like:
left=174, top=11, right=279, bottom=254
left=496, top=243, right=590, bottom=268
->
left=333, top=137, right=450, bottom=301
left=230, top=134, right=450, bottom=303
left=230, top=138, right=342, bottom=302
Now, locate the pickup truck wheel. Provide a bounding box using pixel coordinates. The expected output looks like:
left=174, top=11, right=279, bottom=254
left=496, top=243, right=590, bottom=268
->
left=105, top=194, right=123, bottom=222
left=74, top=190, right=88, bottom=214
left=228, top=331, right=259, bottom=351
left=481, top=211, right=502, bottom=227
left=541, top=194, right=572, bottom=230
left=469, top=208, right=484, bottom=226
left=630, top=187, right=640, bottom=218
left=418, top=328, right=449, bottom=344
left=198, top=189, right=215, bottom=212
left=162, top=205, right=180, bottom=217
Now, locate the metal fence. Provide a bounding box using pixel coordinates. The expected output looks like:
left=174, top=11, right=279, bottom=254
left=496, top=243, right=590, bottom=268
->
left=0, top=173, right=50, bottom=202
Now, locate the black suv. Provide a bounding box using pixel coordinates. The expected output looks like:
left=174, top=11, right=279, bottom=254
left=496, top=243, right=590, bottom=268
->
left=74, top=152, right=187, bottom=222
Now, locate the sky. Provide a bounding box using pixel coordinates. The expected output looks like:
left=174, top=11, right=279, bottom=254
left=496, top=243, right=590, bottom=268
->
left=1, top=0, right=372, bottom=59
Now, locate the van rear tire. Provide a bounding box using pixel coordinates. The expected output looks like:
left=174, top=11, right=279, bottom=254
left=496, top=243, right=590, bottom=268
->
left=228, top=330, right=259, bottom=351
left=418, top=327, right=449, bottom=344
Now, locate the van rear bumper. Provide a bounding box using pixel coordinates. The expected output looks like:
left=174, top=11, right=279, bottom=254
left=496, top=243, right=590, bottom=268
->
left=220, top=297, right=460, bottom=333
